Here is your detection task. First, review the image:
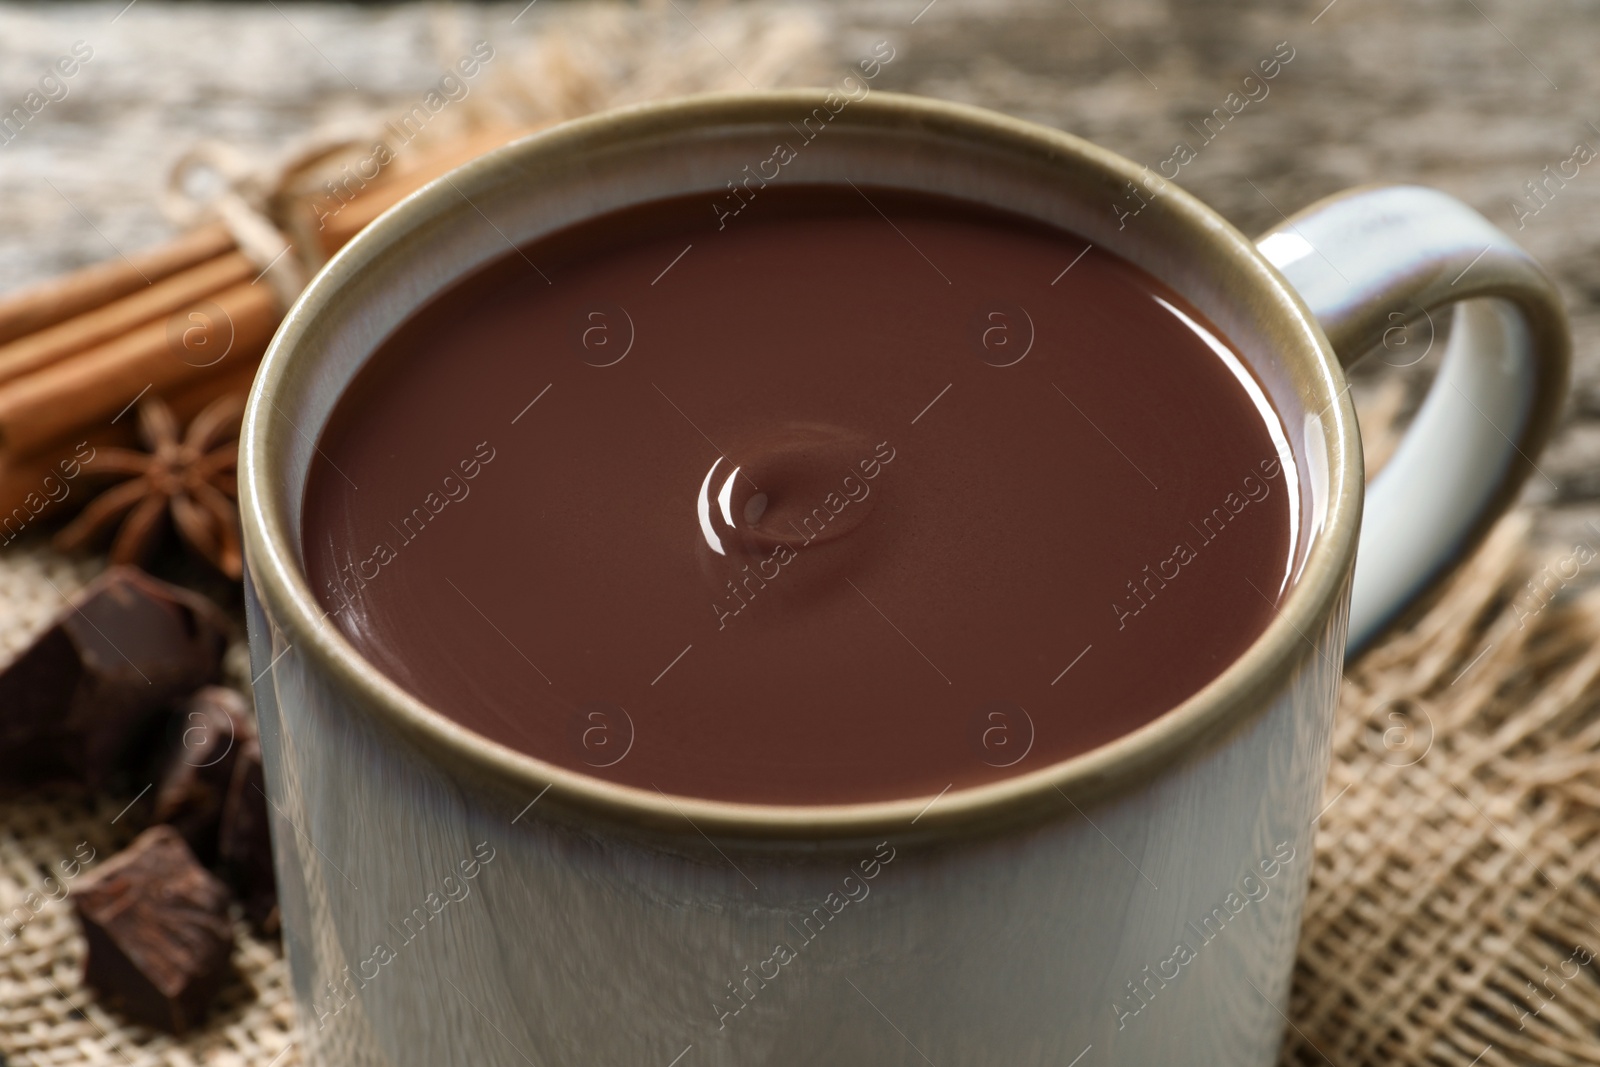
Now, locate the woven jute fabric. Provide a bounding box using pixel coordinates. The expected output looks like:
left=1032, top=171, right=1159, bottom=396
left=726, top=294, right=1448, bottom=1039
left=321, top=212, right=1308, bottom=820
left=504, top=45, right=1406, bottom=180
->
left=1285, top=509, right=1600, bottom=1067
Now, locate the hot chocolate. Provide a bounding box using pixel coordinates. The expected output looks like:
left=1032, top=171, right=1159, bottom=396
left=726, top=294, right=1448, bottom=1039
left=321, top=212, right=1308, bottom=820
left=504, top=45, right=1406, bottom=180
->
left=301, top=186, right=1296, bottom=804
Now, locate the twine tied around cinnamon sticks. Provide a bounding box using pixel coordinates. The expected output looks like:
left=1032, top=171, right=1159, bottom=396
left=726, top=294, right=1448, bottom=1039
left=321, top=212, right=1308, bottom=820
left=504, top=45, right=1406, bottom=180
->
left=164, top=141, right=309, bottom=312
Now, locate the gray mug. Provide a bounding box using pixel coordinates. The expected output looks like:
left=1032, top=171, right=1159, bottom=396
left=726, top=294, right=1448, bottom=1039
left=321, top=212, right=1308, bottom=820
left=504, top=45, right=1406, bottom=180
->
left=241, top=90, right=1567, bottom=1065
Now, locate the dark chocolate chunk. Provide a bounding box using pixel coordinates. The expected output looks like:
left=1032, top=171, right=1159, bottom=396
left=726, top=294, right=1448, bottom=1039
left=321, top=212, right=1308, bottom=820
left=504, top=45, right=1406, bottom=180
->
left=218, top=735, right=277, bottom=936
left=72, top=825, right=235, bottom=1034
left=0, top=566, right=229, bottom=789
left=152, top=687, right=255, bottom=864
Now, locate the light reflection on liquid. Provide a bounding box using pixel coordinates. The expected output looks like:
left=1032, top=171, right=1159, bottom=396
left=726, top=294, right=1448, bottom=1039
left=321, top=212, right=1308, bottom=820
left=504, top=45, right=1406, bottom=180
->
left=1152, top=295, right=1303, bottom=600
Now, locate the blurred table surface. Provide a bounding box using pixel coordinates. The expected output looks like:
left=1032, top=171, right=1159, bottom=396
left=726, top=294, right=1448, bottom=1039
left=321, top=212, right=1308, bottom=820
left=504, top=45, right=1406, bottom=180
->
left=3, top=0, right=1598, bottom=546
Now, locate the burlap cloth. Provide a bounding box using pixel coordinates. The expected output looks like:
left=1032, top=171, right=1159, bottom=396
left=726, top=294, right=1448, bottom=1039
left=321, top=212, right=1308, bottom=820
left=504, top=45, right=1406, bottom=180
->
left=2, top=8, right=1597, bottom=1062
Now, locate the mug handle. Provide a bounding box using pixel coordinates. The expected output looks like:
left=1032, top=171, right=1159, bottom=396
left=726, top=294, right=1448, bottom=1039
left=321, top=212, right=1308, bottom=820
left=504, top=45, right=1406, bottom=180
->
left=1256, top=184, right=1569, bottom=655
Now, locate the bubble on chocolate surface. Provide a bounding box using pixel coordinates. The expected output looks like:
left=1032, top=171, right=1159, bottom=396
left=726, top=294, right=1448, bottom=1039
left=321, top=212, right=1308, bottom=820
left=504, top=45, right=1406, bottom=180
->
left=694, top=423, right=880, bottom=560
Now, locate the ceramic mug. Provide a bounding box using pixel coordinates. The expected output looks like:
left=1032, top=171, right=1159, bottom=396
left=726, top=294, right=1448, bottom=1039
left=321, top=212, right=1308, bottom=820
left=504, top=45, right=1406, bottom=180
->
left=240, top=90, right=1567, bottom=1066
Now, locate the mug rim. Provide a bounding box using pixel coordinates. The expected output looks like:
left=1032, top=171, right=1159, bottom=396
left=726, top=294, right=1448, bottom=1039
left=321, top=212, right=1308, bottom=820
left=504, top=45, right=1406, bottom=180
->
left=240, top=88, right=1362, bottom=841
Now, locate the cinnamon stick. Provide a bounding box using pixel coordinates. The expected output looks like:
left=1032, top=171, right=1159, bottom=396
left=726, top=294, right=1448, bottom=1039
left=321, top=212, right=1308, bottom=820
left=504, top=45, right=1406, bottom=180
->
left=0, top=279, right=277, bottom=455
left=0, top=221, right=233, bottom=347
left=0, top=251, right=256, bottom=387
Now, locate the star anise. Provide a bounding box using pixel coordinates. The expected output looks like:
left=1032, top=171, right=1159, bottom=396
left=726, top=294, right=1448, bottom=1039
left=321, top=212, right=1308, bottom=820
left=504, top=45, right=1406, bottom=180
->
left=55, top=393, right=246, bottom=578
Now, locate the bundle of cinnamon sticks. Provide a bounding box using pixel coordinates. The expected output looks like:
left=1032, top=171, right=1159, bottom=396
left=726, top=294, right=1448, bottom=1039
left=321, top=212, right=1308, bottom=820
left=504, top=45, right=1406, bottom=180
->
left=0, top=124, right=531, bottom=545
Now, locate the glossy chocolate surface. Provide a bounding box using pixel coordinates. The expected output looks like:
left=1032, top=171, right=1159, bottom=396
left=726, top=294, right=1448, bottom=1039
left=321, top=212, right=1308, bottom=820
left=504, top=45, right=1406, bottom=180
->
left=302, top=187, right=1295, bottom=804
